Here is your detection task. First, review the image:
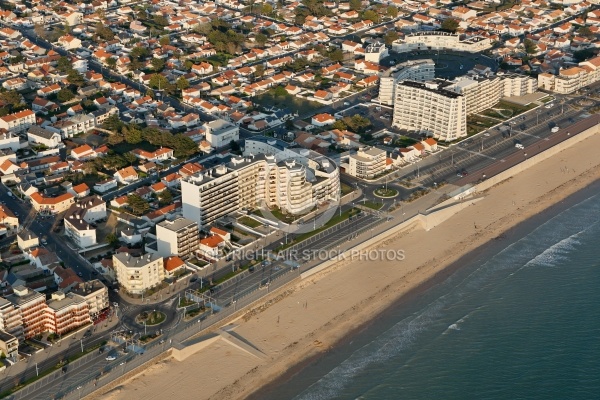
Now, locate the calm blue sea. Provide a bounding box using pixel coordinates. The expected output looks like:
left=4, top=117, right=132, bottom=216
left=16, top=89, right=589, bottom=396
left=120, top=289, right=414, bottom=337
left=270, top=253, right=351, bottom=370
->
left=257, top=184, right=600, bottom=400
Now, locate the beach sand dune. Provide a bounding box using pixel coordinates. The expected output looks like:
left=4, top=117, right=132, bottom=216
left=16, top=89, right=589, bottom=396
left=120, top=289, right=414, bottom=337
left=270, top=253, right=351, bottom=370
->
left=92, top=131, right=600, bottom=400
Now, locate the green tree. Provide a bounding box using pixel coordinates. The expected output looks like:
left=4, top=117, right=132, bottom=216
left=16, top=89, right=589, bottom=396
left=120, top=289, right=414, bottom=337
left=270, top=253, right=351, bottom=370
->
left=350, top=0, right=362, bottom=11
left=184, top=60, right=194, bottom=70
left=273, top=85, right=288, bottom=96
left=130, top=46, right=150, bottom=60
left=57, top=88, right=75, bottom=102
left=34, top=23, right=45, bottom=38
left=103, top=114, right=125, bottom=133
left=332, top=120, right=347, bottom=131
left=441, top=18, right=460, bottom=33
left=149, top=74, right=169, bottom=89
left=578, top=26, right=593, bottom=39
left=230, top=139, right=241, bottom=153
left=158, top=189, right=173, bottom=205
left=387, top=5, right=398, bottom=18
left=261, top=3, right=273, bottom=15
left=176, top=76, right=190, bottom=90
left=63, top=21, right=70, bottom=34
left=159, top=35, right=170, bottom=46
left=106, top=233, right=119, bottom=246
left=57, top=56, right=71, bottom=73
left=67, top=70, right=85, bottom=87
left=384, top=30, right=399, bottom=46
left=255, top=32, right=268, bottom=47
left=362, top=10, right=379, bottom=23
left=523, top=38, right=537, bottom=54
left=329, top=48, right=344, bottom=62
left=0, top=90, right=23, bottom=109
left=123, top=152, right=138, bottom=165
left=153, top=15, right=168, bottom=26
left=254, top=64, right=265, bottom=77
left=127, top=194, right=150, bottom=216
left=106, top=57, right=117, bottom=70
left=122, top=124, right=143, bottom=144
left=152, top=58, right=165, bottom=71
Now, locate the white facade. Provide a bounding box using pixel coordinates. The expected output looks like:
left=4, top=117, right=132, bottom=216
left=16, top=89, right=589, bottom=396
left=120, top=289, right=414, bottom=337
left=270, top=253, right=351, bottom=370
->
left=0, top=110, right=35, bottom=133
left=347, top=147, right=387, bottom=179
left=204, top=119, right=239, bottom=148
left=393, top=80, right=467, bottom=142
left=0, top=132, right=20, bottom=152
left=392, top=32, right=492, bottom=53
left=183, top=139, right=339, bottom=227
left=156, top=217, right=199, bottom=259
left=378, top=59, right=435, bottom=106
left=113, top=253, right=165, bottom=295
left=365, top=42, right=388, bottom=64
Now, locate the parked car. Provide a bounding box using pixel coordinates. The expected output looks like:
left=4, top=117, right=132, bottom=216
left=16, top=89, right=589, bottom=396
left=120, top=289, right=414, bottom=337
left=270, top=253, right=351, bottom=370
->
left=551, top=126, right=559, bottom=133
left=105, top=355, right=117, bottom=361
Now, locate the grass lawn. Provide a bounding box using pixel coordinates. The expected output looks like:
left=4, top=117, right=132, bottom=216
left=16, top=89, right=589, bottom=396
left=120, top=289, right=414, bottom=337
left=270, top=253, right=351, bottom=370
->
left=482, top=100, right=537, bottom=120
left=340, top=182, right=354, bottom=196
left=393, top=135, right=418, bottom=147
left=270, top=208, right=297, bottom=224
left=467, top=114, right=499, bottom=136
left=279, top=208, right=362, bottom=249
left=254, top=89, right=322, bottom=115
left=373, top=188, right=398, bottom=197
left=239, top=216, right=262, bottom=228
left=362, top=200, right=383, bottom=210
left=111, top=141, right=157, bottom=155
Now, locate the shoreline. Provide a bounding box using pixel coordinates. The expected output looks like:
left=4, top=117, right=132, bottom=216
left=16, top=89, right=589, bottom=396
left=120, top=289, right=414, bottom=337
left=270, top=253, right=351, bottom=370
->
left=250, top=176, right=600, bottom=399
left=95, top=129, right=600, bottom=400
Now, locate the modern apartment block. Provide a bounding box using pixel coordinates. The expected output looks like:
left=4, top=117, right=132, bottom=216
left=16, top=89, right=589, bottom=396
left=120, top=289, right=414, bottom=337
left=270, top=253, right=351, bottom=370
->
left=4, top=286, right=47, bottom=339
left=183, top=138, right=339, bottom=227
left=393, top=80, right=467, bottom=142
left=64, top=195, right=107, bottom=248
left=392, top=32, right=492, bottom=53
left=378, top=59, right=435, bottom=106
left=113, top=253, right=165, bottom=295
left=203, top=118, right=239, bottom=148
left=365, top=42, right=388, bottom=64
left=537, top=55, right=600, bottom=94
left=71, top=280, right=109, bottom=321
left=0, top=331, right=18, bottom=359
left=447, top=74, right=538, bottom=115
left=156, top=217, right=199, bottom=259
left=0, top=297, right=23, bottom=338
left=347, top=147, right=387, bottom=179
left=0, top=109, right=36, bottom=133
left=45, top=291, right=90, bottom=336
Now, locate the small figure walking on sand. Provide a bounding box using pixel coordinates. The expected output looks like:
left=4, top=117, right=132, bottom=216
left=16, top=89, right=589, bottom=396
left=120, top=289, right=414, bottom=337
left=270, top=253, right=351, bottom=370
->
left=277, top=316, right=280, bottom=324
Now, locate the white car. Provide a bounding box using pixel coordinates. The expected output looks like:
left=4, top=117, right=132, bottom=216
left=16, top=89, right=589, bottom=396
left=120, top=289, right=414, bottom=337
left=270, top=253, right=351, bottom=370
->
left=551, top=126, right=559, bottom=133
left=105, top=355, right=117, bottom=361
left=545, top=104, right=554, bottom=109
left=515, top=143, right=525, bottom=149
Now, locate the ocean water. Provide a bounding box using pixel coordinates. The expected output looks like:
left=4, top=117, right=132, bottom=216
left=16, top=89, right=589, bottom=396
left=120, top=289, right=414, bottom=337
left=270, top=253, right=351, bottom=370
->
left=258, top=184, right=600, bottom=400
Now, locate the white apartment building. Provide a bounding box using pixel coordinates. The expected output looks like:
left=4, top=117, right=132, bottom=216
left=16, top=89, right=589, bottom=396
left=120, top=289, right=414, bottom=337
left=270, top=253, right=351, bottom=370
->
left=393, top=80, right=467, bottom=142
left=156, top=217, right=199, bottom=259
left=113, top=253, right=165, bottom=295
left=379, top=59, right=435, bottom=106
left=365, top=42, right=388, bottom=64
left=183, top=138, right=339, bottom=227
left=347, top=147, right=387, bottom=179
left=0, top=297, right=23, bottom=339
left=537, top=56, right=600, bottom=94
left=204, top=118, right=239, bottom=148
left=392, top=32, right=492, bottom=53
left=0, top=110, right=35, bottom=133
left=64, top=211, right=97, bottom=248
left=0, top=132, right=20, bottom=152
left=27, top=126, right=62, bottom=148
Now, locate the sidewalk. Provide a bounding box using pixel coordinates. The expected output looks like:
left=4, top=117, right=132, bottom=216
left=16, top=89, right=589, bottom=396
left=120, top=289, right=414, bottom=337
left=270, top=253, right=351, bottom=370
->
left=0, top=316, right=119, bottom=384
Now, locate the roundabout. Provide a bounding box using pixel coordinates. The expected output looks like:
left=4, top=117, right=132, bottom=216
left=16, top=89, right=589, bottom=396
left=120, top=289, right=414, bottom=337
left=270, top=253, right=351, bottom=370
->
left=373, top=187, right=399, bottom=198
left=135, top=310, right=166, bottom=326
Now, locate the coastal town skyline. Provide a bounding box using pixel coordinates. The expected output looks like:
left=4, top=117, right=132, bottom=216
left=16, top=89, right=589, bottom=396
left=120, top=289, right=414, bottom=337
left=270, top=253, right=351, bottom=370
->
left=0, top=0, right=598, bottom=398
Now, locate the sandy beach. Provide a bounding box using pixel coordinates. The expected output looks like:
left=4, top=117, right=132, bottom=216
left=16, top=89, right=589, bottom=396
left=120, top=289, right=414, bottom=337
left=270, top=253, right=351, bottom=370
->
left=93, top=129, right=600, bottom=400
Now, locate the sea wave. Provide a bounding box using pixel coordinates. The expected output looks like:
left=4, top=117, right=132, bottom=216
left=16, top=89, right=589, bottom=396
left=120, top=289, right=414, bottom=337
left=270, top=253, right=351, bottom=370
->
left=294, top=193, right=600, bottom=400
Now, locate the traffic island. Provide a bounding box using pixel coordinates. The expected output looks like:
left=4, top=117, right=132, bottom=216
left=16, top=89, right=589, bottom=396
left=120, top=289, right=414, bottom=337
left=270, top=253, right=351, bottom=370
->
left=373, top=188, right=399, bottom=198
left=135, top=311, right=166, bottom=326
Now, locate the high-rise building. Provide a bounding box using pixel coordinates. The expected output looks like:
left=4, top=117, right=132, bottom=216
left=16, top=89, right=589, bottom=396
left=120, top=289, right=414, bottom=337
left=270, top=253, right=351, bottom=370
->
left=4, top=286, right=47, bottom=339
left=379, top=59, right=435, bottom=106
left=393, top=80, right=467, bottom=142
left=156, top=217, right=199, bottom=259
left=182, top=138, right=339, bottom=227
